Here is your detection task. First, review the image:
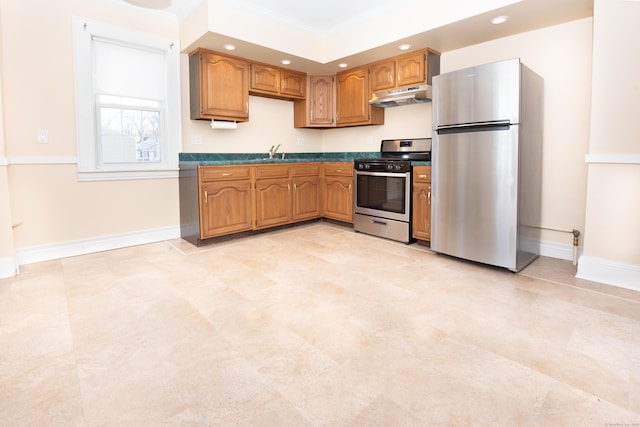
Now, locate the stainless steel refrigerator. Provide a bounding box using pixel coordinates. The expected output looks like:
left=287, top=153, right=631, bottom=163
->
left=431, top=58, right=543, bottom=272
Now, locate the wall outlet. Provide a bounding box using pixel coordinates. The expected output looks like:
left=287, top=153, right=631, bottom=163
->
left=297, top=138, right=305, bottom=146
left=367, top=136, right=374, bottom=145
left=37, top=129, right=48, bottom=143
left=191, top=134, right=203, bottom=145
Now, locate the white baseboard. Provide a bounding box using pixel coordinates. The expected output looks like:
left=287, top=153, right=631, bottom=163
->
left=539, top=239, right=582, bottom=262
left=576, top=255, right=640, bottom=292
left=15, top=226, right=181, bottom=267
left=0, top=257, right=18, bottom=279
left=522, top=237, right=582, bottom=262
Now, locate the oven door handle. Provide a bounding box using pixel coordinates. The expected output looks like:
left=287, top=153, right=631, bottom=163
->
left=355, top=171, right=409, bottom=178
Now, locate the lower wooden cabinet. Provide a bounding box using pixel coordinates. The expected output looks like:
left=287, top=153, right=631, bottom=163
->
left=412, top=166, right=432, bottom=241
left=181, top=162, right=331, bottom=244
left=322, top=162, right=354, bottom=223
left=199, top=165, right=253, bottom=239
left=292, top=163, right=321, bottom=221
left=254, top=165, right=292, bottom=229
left=201, top=180, right=253, bottom=238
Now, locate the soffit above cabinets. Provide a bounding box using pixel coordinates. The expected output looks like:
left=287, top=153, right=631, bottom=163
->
left=117, top=0, right=594, bottom=73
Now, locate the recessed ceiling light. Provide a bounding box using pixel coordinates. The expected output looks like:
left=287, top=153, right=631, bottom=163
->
left=398, top=44, right=412, bottom=51
left=338, top=63, right=348, bottom=68
left=223, top=44, right=236, bottom=51
left=124, top=0, right=171, bottom=9
left=491, top=15, right=508, bottom=25
left=281, top=59, right=291, bottom=65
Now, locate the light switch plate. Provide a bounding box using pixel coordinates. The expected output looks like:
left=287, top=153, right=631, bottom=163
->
left=191, top=134, right=203, bottom=145
left=37, top=129, right=49, bottom=143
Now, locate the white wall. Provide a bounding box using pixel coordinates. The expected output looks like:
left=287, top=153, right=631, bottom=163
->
left=577, top=0, right=640, bottom=290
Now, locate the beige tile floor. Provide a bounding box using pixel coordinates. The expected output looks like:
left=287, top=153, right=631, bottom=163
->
left=1, top=222, right=639, bottom=426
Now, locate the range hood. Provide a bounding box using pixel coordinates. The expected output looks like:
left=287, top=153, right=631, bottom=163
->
left=369, top=84, right=433, bottom=108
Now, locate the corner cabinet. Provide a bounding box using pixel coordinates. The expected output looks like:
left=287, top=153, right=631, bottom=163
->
left=189, top=49, right=249, bottom=122
left=322, top=162, right=354, bottom=223
left=412, top=166, right=432, bottom=241
left=336, top=67, right=384, bottom=127
left=294, top=74, right=336, bottom=128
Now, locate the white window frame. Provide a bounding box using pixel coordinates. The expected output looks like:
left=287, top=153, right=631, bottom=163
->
left=72, top=17, right=181, bottom=181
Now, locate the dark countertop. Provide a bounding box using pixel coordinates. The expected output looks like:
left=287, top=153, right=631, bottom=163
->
left=179, top=152, right=378, bottom=165
left=179, top=152, right=430, bottom=166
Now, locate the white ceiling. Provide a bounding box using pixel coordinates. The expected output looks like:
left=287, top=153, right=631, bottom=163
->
left=119, top=0, right=594, bottom=72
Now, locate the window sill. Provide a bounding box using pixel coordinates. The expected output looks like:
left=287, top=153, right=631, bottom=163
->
left=77, top=169, right=179, bottom=181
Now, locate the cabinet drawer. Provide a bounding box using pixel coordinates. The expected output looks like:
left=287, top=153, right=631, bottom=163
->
left=292, top=162, right=320, bottom=176
left=413, top=166, right=431, bottom=183
left=255, top=164, right=291, bottom=180
left=323, top=162, right=353, bottom=177
left=200, top=165, right=251, bottom=182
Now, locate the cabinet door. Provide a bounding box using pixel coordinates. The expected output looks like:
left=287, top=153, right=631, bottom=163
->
left=412, top=182, right=431, bottom=240
left=370, top=60, right=396, bottom=92
left=322, top=176, right=353, bottom=223
left=397, top=52, right=426, bottom=88
left=280, top=70, right=306, bottom=98
left=250, top=63, right=280, bottom=94
left=199, top=52, right=249, bottom=120
left=255, top=178, right=292, bottom=229
left=200, top=180, right=252, bottom=238
left=294, top=74, right=335, bottom=128
left=293, top=176, right=320, bottom=221
left=412, top=166, right=431, bottom=240
left=337, top=68, right=369, bottom=126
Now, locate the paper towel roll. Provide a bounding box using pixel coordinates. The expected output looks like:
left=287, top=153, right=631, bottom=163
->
left=210, top=120, right=238, bottom=130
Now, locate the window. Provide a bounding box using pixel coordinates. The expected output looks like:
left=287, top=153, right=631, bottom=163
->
left=72, top=17, right=181, bottom=180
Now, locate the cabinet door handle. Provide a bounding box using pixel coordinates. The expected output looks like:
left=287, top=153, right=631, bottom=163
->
left=428, top=185, right=431, bottom=205
left=288, top=184, right=291, bottom=192
left=348, top=183, right=352, bottom=191
left=222, top=173, right=232, bottom=176
left=418, top=174, right=427, bottom=179
left=204, top=190, right=208, bottom=204
left=294, top=183, right=297, bottom=190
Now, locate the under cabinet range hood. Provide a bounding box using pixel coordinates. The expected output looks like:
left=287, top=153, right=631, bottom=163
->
left=369, top=84, right=433, bottom=107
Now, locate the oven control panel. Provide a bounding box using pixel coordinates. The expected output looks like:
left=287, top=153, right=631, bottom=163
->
left=354, top=160, right=411, bottom=173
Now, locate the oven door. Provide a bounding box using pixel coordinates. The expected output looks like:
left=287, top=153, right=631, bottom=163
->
left=354, top=170, right=411, bottom=222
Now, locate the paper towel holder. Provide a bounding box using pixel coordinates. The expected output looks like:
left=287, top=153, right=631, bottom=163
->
left=210, top=120, right=238, bottom=130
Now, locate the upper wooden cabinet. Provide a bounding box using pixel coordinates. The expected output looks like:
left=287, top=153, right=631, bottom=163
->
left=294, top=74, right=336, bottom=128
left=370, top=48, right=441, bottom=92
left=189, top=49, right=250, bottom=122
left=250, top=62, right=306, bottom=100
left=336, top=67, right=384, bottom=127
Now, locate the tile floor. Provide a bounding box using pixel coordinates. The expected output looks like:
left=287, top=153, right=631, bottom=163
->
left=1, top=222, right=639, bottom=426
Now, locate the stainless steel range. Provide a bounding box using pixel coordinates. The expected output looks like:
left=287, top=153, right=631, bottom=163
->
left=354, top=138, right=431, bottom=243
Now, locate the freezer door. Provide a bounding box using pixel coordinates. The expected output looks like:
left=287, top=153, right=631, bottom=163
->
left=431, top=125, right=519, bottom=270
left=433, top=58, right=521, bottom=128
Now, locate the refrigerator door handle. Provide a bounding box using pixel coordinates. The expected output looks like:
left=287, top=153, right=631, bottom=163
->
left=436, top=121, right=511, bottom=135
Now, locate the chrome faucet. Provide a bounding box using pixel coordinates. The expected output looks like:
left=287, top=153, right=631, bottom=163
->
left=268, top=144, right=281, bottom=159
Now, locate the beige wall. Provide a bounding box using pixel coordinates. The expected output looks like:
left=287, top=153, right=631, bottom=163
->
left=0, top=0, right=17, bottom=276
left=577, top=0, right=640, bottom=287
left=1, top=0, right=181, bottom=252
